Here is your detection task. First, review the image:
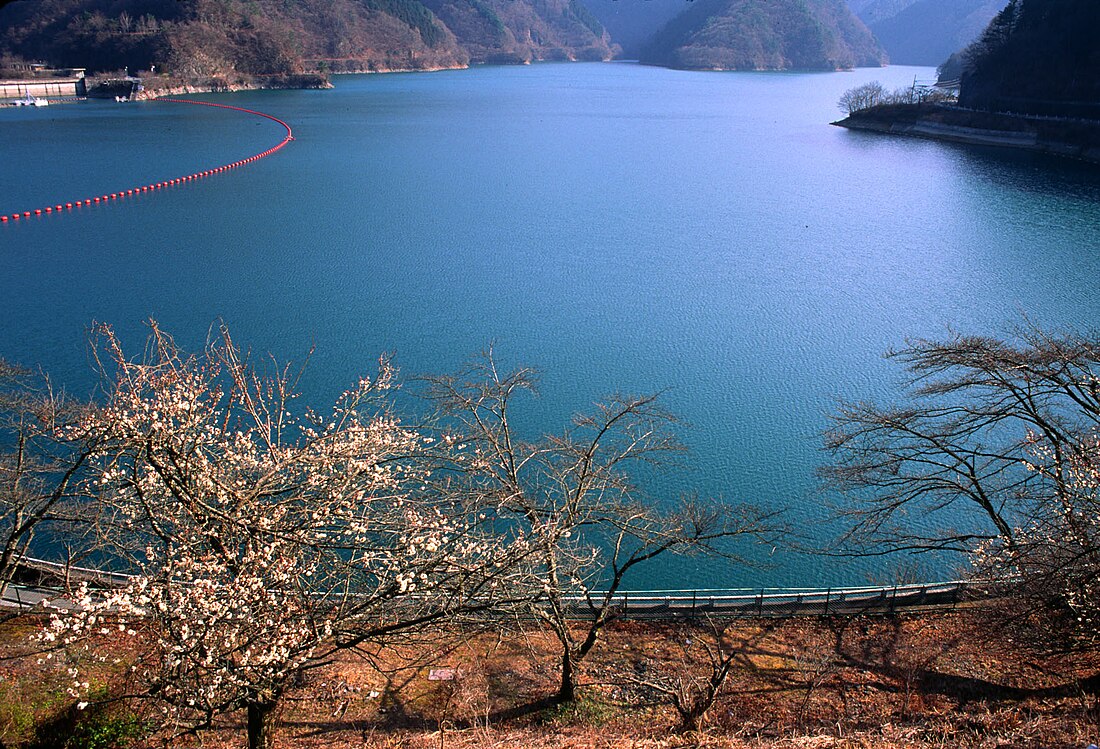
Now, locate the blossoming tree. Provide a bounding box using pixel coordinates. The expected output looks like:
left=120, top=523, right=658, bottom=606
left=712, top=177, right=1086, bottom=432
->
left=979, top=434, right=1100, bottom=643
left=46, top=323, right=529, bottom=749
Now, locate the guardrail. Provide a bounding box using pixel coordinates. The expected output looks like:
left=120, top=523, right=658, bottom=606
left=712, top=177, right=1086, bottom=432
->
left=0, top=582, right=64, bottom=611
left=561, top=581, right=969, bottom=619
left=3, top=556, right=972, bottom=620
left=936, top=103, right=1100, bottom=127
left=14, top=556, right=133, bottom=588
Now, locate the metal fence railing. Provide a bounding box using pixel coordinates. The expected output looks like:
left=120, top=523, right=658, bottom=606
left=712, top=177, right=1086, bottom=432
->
left=561, top=581, right=970, bottom=620
left=2, top=555, right=973, bottom=621
left=14, top=556, right=133, bottom=588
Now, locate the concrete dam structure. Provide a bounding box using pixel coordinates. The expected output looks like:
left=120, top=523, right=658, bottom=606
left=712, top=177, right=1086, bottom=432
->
left=0, top=69, right=87, bottom=100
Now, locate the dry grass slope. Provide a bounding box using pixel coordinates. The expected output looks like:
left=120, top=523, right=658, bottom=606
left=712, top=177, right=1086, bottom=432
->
left=2, top=610, right=1097, bottom=748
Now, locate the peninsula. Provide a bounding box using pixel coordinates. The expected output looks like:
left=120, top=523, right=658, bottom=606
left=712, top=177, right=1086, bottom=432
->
left=834, top=0, right=1100, bottom=163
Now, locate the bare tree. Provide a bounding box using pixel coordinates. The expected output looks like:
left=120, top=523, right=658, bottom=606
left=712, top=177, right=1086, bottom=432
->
left=0, top=360, right=98, bottom=617
left=837, top=81, right=886, bottom=114
left=625, top=617, right=747, bottom=733
left=822, top=326, right=1100, bottom=638
left=422, top=353, right=777, bottom=702
left=791, top=639, right=839, bottom=726
left=44, top=323, right=531, bottom=749
left=823, top=328, right=1100, bottom=554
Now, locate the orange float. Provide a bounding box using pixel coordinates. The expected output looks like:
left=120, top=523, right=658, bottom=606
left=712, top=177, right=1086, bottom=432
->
left=4, top=98, right=293, bottom=225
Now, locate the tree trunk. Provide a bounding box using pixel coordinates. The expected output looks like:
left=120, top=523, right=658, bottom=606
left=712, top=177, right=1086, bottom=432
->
left=557, top=648, right=577, bottom=702
left=677, top=713, right=702, bottom=734
left=246, top=698, right=279, bottom=749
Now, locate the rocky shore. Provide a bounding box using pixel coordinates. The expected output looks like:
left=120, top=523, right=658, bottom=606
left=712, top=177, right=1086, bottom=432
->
left=128, top=73, right=333, bottom=100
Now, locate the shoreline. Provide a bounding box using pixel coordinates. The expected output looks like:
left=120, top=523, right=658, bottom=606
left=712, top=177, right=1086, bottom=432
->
left=128, top=56, right=618, bottom=99
left=834, top=103, right=1100, bottom=164
left=130, top=72, right=334, bottom=100
left=127, top=57, right=871, bottom=99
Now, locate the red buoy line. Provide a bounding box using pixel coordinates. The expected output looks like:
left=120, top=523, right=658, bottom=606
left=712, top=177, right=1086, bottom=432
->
left=2, top=98, right=293, bottom=225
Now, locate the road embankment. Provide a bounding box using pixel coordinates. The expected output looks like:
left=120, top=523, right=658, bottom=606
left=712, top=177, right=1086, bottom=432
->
left=834, top=103, right=1100, bottom=164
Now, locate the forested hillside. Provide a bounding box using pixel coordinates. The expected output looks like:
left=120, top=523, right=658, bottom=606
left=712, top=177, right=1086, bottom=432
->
left=0, top=0, right=615, bottom=78
left=960, top=0, right=1100, bottom=118
left=420, top=0, right=615, bottom=65
left=639, top=0, right=884, bottom=71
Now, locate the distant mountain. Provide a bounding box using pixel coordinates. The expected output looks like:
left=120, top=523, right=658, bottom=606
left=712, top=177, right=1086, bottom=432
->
left=0, top=0, right=614, bottom=79
left=852, top=0, right=1007, bottom=66
left=582, top=0, right=691, bottom=58
left=960, top=0, right=1100, bottom=118
left=849, top=0, right=919, bottom=26
left=639, top=0, right=885, bottom=71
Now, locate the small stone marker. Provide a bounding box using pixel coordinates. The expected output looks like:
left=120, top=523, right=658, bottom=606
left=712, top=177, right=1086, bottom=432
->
left=428, top=668, right=460, bottom=681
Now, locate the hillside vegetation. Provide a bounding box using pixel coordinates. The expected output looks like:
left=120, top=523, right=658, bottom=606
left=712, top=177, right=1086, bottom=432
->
left=0, top=0, right=615, bottom=79
left=0, top=0, right=892, bottom=80
left=639, top=0, right=884, bottom=71
left=960, top=0, right=1100, bottom=118
left=420, top=0, right=614, bottom=65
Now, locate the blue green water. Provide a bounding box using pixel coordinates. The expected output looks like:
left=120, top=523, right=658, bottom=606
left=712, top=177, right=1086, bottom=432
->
left=3, top=62, right=1100, bottom=588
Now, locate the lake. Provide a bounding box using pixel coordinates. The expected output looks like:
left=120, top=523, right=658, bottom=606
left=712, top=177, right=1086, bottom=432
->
left=2, top=62, right=1100, bottom=589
